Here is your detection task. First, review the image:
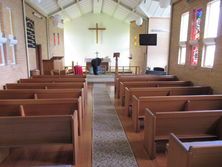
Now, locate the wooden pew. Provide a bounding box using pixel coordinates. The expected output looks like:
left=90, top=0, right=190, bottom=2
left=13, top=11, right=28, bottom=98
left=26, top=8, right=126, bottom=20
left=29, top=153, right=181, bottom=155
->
left=0, top=113, right=78, bottom=165
left=125, top=86, right=212, bottom=114
left=167, top=133, right=222, bottom=167
left=0, top=89, right=86, bottom=117
left=0, top=99, right=83, bottom=136
left=4, top=83, right=88, bottom=108
left=144, top=109, right=222, bottom=159
left=115, top=75, right=178, bottom=98
left=132, top=95, right=222, bottom=132
left=120, top=81, right=193, bottom=105
left=19, top=78, right=86, bottom=83
left=4, top=83, right=84, bottom=90
left=32, top=75, right=86, bottom=78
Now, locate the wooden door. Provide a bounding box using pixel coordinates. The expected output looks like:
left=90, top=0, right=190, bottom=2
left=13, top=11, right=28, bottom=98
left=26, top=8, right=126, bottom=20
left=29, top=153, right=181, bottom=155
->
left=35, top=44, right=43, bottom=75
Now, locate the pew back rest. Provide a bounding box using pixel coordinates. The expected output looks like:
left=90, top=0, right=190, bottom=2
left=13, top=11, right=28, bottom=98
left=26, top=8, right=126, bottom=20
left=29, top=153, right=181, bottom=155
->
left=153, top=110, right=222, bottom=137
left=137, top=95, right=222, bottom=117
left=0, top=99, right=79, bottom=116
left=139, top=99, right=187, bottom=116
left=129, top=86, right=212, bottom=103
left=20, top=78, right=86, bottom=83
left=189, top=99, right=222, bottom=110
left=32, top=75, right=86, bottom=78
left=0, top=115, right=74, bottom=146
left=5, top=83, right=84, bottom=89
left=36, top=92, right=81, bottom=99
left=0, top=92, right=35, bottom=99
left=123, top=81, right=192, bottom=88
left=189, top=143, right=222, bottom=167
left=0, top=105, right=21, bottom=116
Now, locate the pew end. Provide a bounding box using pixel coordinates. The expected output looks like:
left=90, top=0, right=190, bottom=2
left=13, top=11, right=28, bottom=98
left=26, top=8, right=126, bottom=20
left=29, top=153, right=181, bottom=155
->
left=167, top=133, right=222, bottom=167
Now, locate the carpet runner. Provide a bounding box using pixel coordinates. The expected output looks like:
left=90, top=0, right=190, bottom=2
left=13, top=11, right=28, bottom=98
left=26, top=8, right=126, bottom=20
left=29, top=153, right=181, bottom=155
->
left=93, top=84, right=138, bottom=167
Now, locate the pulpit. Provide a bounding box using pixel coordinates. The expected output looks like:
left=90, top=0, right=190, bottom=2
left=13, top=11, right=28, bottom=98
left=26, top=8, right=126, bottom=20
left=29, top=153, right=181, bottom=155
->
left=85, top=58, right=111, bottom=72
left=43, top=56, right=64, bottom=75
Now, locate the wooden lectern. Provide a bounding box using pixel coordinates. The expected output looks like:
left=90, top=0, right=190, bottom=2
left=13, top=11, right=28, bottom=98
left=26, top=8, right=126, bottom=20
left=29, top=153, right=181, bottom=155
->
left=42, top=56, right=64, bottom=75
left=113, top=52, right=120, bottom=75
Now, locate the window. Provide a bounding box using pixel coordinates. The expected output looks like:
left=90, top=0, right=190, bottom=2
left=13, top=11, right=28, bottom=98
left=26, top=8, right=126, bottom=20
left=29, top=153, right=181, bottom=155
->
left=190, top=8, right=203, bottom=66
left=178, top=12, right=189, bottom=65
left=5, top=7, right=16, bottom=65
left=202, top=0, right=221, bottom=68
left=0, top=43, right=5, bottom=66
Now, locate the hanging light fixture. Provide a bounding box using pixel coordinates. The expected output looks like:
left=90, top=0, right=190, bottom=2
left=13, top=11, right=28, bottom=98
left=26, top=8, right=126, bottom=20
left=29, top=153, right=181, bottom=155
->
left=135, top=17, right=143, bottom=26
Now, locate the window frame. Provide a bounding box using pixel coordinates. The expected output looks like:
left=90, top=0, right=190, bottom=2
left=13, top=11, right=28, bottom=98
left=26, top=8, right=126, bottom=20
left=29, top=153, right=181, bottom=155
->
left=178, top=12, right=190, bottom=65
left=201, top=0, right=221, bottom=68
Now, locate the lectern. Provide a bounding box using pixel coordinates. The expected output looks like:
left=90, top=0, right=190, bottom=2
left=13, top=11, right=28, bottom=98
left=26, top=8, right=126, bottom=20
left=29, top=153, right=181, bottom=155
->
left=113, top=52, right=120, bottom=75
left=42, top=56, right=64, bottom=75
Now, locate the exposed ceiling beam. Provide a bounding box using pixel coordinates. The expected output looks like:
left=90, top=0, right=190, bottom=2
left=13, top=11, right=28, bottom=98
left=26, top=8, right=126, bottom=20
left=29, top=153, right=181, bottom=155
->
left=93, top=0, right=103, bottom=14
left=49, top=1, right=78, bottom=16
left=112, top=0, right=120, bottom=16
left=55, top=0, right=72, bottom=20
left=77, top=0, right=83, bottom=16
left=25, top=0, right=48, bottom=17
left=123, top=0, right=144, bottom=21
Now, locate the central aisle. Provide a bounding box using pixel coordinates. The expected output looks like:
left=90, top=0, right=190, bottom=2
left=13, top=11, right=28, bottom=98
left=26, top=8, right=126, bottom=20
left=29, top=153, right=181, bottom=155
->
left=93, top=84, right=138, bottom=167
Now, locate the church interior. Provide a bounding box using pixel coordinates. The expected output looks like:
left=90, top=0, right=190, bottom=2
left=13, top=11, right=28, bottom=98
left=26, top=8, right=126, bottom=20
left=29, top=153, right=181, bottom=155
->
left=0, top=0, right=222, bottom=166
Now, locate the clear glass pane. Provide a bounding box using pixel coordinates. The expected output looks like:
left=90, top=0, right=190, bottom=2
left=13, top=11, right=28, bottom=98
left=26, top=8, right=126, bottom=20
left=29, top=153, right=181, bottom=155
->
left=204, top=0, right=221, bottom=38
left=0, top=45, right=4, bottom=65
left=178, top=47, right=186, bottom=64
left=204, top=45, right=216, bottom=67
left=6, top=45, right=16, bottom=64
left=180, top=12, right=189, bottom=42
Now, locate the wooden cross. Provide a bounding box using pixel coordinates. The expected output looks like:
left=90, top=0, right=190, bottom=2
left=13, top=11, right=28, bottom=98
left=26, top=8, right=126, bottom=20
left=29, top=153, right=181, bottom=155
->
left=88, top=23, right=106, bottom=44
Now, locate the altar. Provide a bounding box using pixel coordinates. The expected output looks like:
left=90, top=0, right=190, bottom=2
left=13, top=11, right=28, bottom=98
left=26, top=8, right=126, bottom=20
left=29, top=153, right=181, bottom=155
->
left=85, top=58, right=111, bottom=72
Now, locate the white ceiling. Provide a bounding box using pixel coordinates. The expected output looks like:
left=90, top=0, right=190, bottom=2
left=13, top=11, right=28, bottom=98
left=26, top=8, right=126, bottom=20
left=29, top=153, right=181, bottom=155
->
left=26, top=0, right=171, bottom=23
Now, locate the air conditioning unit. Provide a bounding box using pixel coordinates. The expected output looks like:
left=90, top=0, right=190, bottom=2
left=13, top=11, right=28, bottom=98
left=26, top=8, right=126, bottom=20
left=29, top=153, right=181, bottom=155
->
left=52, top=15, right=64, bottom=29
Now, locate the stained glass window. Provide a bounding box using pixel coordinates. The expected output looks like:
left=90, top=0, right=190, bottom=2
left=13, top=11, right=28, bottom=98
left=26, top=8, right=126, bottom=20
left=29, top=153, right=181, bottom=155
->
left=191, top=46, right=199, bottom=65
left=190, top=8, right=203, bottom=66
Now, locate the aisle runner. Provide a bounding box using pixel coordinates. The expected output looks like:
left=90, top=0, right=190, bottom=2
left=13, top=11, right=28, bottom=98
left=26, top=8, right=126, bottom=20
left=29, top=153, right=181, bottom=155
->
left=93, top=84, right=138, bottom=167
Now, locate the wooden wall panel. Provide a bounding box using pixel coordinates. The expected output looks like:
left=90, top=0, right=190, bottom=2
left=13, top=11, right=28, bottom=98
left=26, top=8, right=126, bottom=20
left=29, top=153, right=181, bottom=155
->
left=169, top=0, right=222, bottom=93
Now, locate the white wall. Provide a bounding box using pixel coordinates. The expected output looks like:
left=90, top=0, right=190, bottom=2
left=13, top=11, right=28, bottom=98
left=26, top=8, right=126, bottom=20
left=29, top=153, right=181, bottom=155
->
left=64, top=13, right=130, bottom=67
left=147, top=18, right=170, bottom=70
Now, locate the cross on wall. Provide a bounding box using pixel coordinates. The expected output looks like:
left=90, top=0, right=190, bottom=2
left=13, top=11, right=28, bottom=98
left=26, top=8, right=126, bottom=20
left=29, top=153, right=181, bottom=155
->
left=88, top=23, right=106, bottom=44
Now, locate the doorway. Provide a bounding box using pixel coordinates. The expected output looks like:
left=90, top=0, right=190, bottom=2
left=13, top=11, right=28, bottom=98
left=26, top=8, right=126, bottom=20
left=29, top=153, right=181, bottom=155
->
left=35, top=44, right=43, bottom=75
